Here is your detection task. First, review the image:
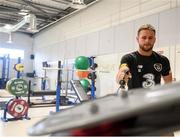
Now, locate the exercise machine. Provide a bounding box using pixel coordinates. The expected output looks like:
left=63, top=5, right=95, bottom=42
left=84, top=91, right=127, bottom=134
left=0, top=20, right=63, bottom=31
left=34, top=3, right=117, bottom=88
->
left=27, top=80, right=69, bottom=107
left=70, top=80, right=89, bottom=102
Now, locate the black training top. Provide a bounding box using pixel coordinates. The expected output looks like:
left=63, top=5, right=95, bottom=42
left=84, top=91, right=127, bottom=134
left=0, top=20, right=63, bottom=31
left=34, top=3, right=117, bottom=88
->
left=120, top=51, right=171, bottom=89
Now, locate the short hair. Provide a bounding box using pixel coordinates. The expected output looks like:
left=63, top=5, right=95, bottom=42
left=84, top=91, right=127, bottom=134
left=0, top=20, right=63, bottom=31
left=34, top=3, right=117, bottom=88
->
left=137, top=24, right=156, bottom=36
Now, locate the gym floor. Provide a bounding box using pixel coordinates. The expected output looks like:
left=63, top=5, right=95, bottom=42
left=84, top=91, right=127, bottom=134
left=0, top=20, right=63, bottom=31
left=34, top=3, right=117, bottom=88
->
left=0, top=89, right=71, bottom=137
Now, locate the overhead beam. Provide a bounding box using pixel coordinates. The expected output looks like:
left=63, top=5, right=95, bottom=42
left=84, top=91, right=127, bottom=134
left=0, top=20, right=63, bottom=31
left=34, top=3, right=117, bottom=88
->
left=0, top=18, right=17, bottom=25
left=28, top=1, right=69, bottom=14
left=0, top=5, right=20, bottom=12
left=20, top=0, right=53, bottom=20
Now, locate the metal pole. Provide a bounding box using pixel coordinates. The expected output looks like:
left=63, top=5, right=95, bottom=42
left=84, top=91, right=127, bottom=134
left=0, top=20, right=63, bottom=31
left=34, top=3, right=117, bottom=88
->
left=17, top=57, right=21, bottom=78
left=56, top=61, right=61, bottom=112
left=90, top=57, right=96, bottom=100
left=7, top=54, right=10, bottom=80
left=65, top=67, right=69, bottom=97
left=2, top=56, right=6, bottom=79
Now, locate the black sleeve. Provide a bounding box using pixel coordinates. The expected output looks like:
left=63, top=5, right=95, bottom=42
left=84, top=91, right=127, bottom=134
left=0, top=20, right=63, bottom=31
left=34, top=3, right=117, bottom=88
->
left=161, top=56, right=171, bottom=76
left=120, top=54, right=132, bottom=68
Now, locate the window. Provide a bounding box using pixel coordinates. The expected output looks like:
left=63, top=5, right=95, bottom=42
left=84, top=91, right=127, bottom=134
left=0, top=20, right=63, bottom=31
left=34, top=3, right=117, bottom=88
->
left=0, top=48, right=24, bottom=59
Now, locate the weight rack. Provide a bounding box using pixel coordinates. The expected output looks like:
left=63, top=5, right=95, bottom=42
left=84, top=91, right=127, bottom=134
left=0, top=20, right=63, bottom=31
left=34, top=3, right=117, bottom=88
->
left=1, top=57, right=30, bottom=122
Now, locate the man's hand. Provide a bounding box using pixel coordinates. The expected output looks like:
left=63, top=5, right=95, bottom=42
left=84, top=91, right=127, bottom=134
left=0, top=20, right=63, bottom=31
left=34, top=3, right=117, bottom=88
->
left=116, top=63, right=131, bottom=84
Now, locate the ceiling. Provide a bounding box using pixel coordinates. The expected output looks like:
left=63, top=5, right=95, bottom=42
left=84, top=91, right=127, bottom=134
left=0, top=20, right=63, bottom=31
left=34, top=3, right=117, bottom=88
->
left=0, top=0, right=99, bottom=35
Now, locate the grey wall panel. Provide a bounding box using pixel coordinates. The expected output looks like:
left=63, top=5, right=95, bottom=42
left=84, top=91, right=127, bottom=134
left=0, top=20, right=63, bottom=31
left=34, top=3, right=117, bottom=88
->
left=48, top=44, right=59, bottom=61
left=86, top=31, right=99, bottom=56
left=65, top=38, right=76, bottom=59
left=177, top=7, right=180, bottom=45
left=0, top=33, right=8, bottom=46
left=134, top=14, right=159, bottom=48
left=98, top=27, right=114, bottom=55
left=114, top=21, right=134, bottom=53
left=159, top=8, right=177, bottom=47
left=75, top=35, right=87, bottom=57
left=41, top=48, right=50, bottom=61
left=44, top=46, right=52, bottom=61
left=57, top=41, right=66, bottom=60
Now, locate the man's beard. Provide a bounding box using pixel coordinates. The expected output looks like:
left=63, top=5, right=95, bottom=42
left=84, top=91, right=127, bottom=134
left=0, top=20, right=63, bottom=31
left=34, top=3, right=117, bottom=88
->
left=139, top=44, right=153, bottom=52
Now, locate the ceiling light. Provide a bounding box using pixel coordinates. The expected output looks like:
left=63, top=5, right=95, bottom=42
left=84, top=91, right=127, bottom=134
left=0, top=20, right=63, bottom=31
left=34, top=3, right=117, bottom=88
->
left=70, top=0, right=86, bottom=9
left=21, top=9, right=29, bottom=12
left=72, top=0, right=84, bottom=4
left=18, top=12, right=28, bottom=16
left=18, top=9, right=29, bottom=16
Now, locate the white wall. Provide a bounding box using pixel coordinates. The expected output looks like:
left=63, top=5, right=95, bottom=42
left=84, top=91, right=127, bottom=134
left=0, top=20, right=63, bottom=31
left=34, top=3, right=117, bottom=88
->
left=33, top=0, right=180, bottom=60
left=0, top=32, right=33, bottom=78
left=32, top=0, right=180, bottom=96
left=34, top=0, right=179, bottom=46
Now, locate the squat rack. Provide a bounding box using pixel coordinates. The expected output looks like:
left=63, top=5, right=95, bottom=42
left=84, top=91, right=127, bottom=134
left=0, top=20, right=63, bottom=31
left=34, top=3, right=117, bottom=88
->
left=0, top=54, right=10, bottom=89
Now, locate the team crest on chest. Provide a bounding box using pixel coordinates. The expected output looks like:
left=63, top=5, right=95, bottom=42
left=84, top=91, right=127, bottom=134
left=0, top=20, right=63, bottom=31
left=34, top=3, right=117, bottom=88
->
left=154, top=63, right=162, bottom=72
left=137, top=65, right=143, bottom=72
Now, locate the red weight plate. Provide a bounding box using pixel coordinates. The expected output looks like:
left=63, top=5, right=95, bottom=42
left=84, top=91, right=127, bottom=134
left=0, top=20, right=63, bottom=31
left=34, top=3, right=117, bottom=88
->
left=7, top=99, right=29, bottom=118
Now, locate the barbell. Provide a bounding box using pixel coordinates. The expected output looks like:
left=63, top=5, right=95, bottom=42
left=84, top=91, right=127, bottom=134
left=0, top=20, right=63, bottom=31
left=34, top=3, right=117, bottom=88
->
left=42, top=67, right=111, bottom=73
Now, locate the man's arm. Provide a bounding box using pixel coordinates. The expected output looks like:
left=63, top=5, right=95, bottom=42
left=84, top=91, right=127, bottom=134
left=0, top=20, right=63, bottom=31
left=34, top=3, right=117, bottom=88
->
left=116, top=54, right=133, bottom=85
left=162, top=71, right=173, bottom=84
left=116, top=64, right=131, bottom=84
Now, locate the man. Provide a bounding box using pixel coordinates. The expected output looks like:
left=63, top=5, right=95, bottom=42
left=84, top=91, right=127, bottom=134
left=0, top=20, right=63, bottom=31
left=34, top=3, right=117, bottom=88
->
left=116, top=24, right=172, bottom=90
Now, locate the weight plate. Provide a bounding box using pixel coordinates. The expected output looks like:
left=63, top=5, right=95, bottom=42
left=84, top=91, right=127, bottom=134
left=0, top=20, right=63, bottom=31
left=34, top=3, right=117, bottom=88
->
left=14, top=63, right=24, bottom=72
left=6, top=78, right=28, bottom=96
left=7, top=99, right=29, bottom=118
left=14, top=64, right=18, bottom=71
left=6, top=78, right=16, bottom=92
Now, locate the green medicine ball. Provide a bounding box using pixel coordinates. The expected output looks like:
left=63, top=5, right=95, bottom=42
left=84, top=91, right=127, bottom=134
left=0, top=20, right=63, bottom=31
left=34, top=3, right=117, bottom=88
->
left=80, top=79, right=90, bottom=92
left=75, top=56, right=90, bottom=70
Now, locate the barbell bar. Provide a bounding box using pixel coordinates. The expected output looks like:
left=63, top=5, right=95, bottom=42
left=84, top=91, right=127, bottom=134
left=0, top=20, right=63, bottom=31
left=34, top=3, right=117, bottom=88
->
left=42, top=67, right=111, bottom=73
